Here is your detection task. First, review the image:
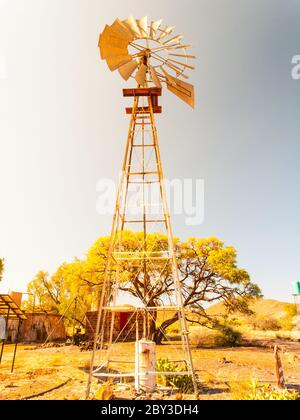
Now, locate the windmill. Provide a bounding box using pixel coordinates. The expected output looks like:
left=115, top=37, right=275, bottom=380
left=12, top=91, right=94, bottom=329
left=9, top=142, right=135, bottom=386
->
left=86, top=16, right=197, bottom=398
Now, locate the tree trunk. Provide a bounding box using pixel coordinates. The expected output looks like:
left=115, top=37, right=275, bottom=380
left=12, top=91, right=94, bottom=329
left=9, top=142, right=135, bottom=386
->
left=148, top=314, right=157, bottom=341
left=146, top=301, right=157, bottom=341
left=153, top=314, right=179, bottom=345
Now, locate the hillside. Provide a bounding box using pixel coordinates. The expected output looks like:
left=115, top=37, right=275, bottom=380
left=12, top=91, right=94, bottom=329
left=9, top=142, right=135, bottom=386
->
left=207, top=299, right=293, bottom=320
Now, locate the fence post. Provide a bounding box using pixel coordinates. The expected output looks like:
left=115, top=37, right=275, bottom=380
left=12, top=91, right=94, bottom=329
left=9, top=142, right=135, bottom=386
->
left=274, top=345, right=285, bottom=389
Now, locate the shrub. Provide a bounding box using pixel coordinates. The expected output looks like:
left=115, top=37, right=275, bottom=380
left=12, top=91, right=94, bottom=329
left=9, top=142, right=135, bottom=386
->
left=247, top=384, right=299, bottom=401
left=230, top=378, right=300, bottom=400
left=250, top=317, right=281, bottom=331
left=190, top=326, right=242, bottom=348
left=190, top=329, right=219, bottom=348
left=156, top=358, right=194, bottom=391
left=214, top=326, right=242, bottom=347
left=280, top=305, right=298, bottom=331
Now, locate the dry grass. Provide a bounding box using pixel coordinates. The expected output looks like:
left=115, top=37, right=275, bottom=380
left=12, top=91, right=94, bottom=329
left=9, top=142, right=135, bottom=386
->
left=228, top=376, right=258, bottom=400
left=95, top=384, right=114, bottom=401
left=202, top=371, right=227, bottom=386
left=0, top=338, right=300, bottom=400
left=190, top=328, right=220, bottom=348
left=48, top=354, right=65, bottom=367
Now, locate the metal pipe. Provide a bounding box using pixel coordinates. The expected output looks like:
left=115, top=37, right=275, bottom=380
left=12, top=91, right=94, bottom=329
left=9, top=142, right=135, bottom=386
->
left=11, top=318, right=21, bottom=373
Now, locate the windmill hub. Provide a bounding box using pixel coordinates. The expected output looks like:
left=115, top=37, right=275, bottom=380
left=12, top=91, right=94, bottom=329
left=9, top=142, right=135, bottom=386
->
left=140, top=52, right=149, bottom=67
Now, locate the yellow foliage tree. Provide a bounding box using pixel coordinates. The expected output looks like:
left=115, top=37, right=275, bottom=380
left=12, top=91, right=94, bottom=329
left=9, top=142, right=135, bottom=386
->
left=25, top=233, right=261, bottom=342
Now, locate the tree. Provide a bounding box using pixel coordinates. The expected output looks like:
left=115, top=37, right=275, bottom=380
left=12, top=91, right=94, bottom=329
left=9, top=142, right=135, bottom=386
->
left=113, top=234, right=261, bottom=343
left=24, top=259, right=103, bottom=329
left=25, top=233, right=262, bottom=343
left=25, top=271, right=58, bottom=312
left=0, top=258, right=4, bottom=282
left=24, top=236, right=110, bottom=330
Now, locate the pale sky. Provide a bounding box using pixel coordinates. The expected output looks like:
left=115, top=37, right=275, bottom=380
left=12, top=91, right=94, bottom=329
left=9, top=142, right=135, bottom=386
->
left=0, top=0, right=299, bottom=302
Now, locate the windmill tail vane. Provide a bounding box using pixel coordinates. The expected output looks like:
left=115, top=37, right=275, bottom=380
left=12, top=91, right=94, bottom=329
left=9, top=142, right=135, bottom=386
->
left=86, top=16, right=198, bottom=399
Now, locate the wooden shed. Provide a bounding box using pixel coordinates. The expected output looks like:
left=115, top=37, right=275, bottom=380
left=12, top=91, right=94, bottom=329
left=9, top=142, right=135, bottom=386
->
left=86, top=306, right=144, bottom=342
left=8, top=313, right=66, bottom=343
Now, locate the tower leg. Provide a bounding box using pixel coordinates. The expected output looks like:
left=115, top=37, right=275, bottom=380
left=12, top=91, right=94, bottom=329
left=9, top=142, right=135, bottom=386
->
left=147, top=95, right=198, bottom=396
left=86, top=97, right=139, bottom=399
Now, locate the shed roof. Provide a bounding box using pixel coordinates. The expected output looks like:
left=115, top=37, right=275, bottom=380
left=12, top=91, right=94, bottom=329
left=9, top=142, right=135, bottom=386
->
left=0, top=295, right=27, bottom=320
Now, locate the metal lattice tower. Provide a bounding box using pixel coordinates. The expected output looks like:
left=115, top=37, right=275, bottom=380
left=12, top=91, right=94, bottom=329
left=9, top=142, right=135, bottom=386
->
left=86, top=16, right=197, bottom=398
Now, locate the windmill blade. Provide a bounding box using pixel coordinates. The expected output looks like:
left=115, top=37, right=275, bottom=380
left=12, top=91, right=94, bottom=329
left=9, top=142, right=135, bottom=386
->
left=100, top=37, right=128, bottom=52
left=110, top=18, right=134, bottom=43
left=150, top=66, right=162, bottom=88
left=119, top=60, right=139, bottom=80
left=100, top=25, right=129, bottom=46
left=150, top=19, right=162, bottom=38
left=152, top=44, right=192, bottom=54
left=149, top=51, right=189, bottom=79
left=106, top=54, right=132, bottom=72
left=164, top=44, right=192, bottom=51
left=163, top=35, right=184, bottom=46
left=99, top=25, right=130, bottom=60
left=137, top=16, right=149, bottom=38
left=135, top=63, right=148, bottom=86
left=99, top=31, right=129, bottom=59
left=157, top=26, right=175, bottom=41
left=123, top=16, right=142, bottom=38
left=162, top=69, right=194, bottom=108
left=100, top=44, right=129, bottom=60
left=99, top=32, right=128, bottom=49
left=99, top=37, right=128, bottom=60
left=99, top=41, right=129, bottom=60
left=168, top=58, right=195, bottom=70
left=169, top=53, right=196, bottom=59
left=161, top=61, right=189, bottom=79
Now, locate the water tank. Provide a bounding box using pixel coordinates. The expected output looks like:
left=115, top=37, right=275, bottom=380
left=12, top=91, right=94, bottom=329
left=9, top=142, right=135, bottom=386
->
left=292, top=282, right=300, bottom=295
